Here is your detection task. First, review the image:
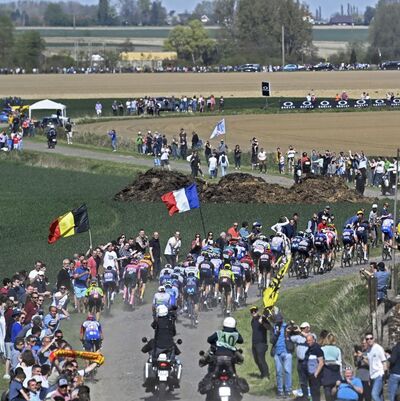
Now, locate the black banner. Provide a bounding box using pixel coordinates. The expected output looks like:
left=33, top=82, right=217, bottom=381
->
left=280, top=98, right=400, bottom=110
left=261, top=81, right=271, bottom=97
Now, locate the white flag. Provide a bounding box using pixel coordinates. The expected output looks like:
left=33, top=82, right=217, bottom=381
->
left=210, top=118, right=226, bottom=139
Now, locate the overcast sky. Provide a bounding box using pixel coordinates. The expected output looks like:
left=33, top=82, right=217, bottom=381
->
left=162, top=0, right=378, bottom=18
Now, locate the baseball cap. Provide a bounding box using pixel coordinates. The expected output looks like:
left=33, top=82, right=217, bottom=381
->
left=58, top=377, right=69, bottom=387
left=32, top=375, right=42, bottom=383
left=300, top=322, right=310, bottom=329
left=249, top=306, right=258, bottom=312
left=12, top=309, right=21, bottom=317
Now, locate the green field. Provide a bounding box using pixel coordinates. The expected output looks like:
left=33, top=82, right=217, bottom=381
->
left=312, top=27, right=369, bottom=42
left=0, top=151, right=373, bottom=280
left=236, top=274, right=369, bottom=395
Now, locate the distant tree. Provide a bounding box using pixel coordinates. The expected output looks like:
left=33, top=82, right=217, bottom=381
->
left=44, top=3, right=72, bottom=26
left=349, top=47, right=357, bottom=64
left=101, top=50, right=120, bottom=69
left=369, top=0, right=400, bottom=59
left=98, top=0, right=110, bottom=24
left=164, top=20, right=216, bottom=64
left=364, top=6, right=375, bottom=25
left=118, top=0, right=140, bottom=25
left=149, top=1, right=167, bottom=25
left=119, top=38, right=135, bottom=52
left=138, top=0, right=151, bottom=25
left=0, top=15, right=14, bottom=67
left=45, top=53, right=75, bottom=70
left=14, top=31, right=45, bottom=71
left=191, top=0, right=216, bottom=23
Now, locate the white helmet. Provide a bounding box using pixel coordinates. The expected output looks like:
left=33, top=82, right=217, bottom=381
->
left=156, top=304, right=168, bottom=317
left=223, top=317, right=236, bottom=329
left=372, top=204, right=378, bottom=209
left=158, top=285, right=165, bottom=292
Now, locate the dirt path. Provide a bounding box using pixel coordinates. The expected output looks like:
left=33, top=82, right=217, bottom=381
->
left=22, top=140, right=391, bottom=200
left=89, top=259, right=368, bottom=401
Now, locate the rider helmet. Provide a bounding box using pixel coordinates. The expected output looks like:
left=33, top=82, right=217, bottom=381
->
left=345, top=224, right=352, bottom=229
left=223, top=317, right=236, bottom=329
left=164, top=264, right=172, bottom=269
left=90, top=279, right=97, bottom=286
left=252, top=221, right=262, bottom=228
left=156, top=305, right=169, bottom=318
left=372, top=204, right=378, bottom=209
left=298, top=231, right=304, bottom=237
left=158, top=285, right=165, bottom=292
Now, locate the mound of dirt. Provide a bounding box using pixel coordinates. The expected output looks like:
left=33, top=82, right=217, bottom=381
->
left=114, top=169, right=365, bottom=204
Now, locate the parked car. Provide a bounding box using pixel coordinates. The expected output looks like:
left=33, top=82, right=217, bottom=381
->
left=238, top=63, right=262, bottom=72
left=283, top=64, right=299, bottom=71
left=155, top=97, right=179, bottom=112
left=312, top=62, right=334, bottom=71
left=381, top=61, right=400, bottom=70
left=0, top=111, right=8, bottom=123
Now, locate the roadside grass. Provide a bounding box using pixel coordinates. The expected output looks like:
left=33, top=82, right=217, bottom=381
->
left=235, top=274, right=370, bottom=396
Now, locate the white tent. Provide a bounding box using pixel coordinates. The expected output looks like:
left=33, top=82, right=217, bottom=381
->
left=28, top=99, right=66, bottom=119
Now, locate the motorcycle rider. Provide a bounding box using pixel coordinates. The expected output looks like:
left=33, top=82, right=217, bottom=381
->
left=46, top=124, right=57, bottom=149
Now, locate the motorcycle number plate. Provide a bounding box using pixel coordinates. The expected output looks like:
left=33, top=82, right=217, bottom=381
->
left=219, top=387, right=231, bottom=397
left=158, top=371, right=169, bottom=381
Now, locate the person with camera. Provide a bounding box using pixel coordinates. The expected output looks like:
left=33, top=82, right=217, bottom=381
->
left=271, top=311, right=294, bottom=398
left=250, top=306, right=271, bottom=379
left=332, top=366, right=363, bottom=401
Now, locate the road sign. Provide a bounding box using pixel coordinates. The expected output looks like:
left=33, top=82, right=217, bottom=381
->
left=261, top=81, right=271, bottom=97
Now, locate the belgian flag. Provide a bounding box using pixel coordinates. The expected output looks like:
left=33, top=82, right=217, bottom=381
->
left=48, top=204, right=90, bottom=244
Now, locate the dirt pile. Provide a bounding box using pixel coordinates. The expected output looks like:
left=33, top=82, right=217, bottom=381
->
left=114, top=169, right=365, bottom=204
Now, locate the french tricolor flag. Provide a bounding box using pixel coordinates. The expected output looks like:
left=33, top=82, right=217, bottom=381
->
left=161, top=184, right=200, bottom=216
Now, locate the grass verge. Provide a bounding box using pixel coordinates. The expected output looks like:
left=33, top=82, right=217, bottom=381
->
left=235, top=274, right=370, bottom=396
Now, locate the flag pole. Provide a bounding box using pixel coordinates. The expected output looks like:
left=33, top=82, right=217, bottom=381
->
left=199, top=207, right=207, bottom=239
left=88, top=228, right=93, bottom=250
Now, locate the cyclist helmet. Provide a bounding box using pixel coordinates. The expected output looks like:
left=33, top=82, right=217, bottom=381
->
left=223, top=317, right=236, bottom=329
left=186, top=253, right=193, bottom=260
left=276, top=232, right=283, bottom=237
left=306, top=231, right=313, bottom=239
left=259, top=235, right=267, bottom=241
left=187, top=271, right=195, bottom=277
left=87, top=313, right=95, bottom=321
left=156, top=305, right=169, bottom=318
left=90, top=279, right=97, bottom=286
left=164, top=264, right=172, bottom=269
left=106, top=265, right=113, bottom=270
left=223, top=263, right=232, bottom=270
left=144, top=254, right=151, bottom=260
left=372, top=204, right=378, bottom=209
left=164, top=281, right=172, bottom=288
left=298, top=231, right=304, bottom=237
left=252, top=221, right=262, bottom=228
left=158, top=285, right=165, bottom=292
left=357, top=210, right=364, bottom=215
left=388, top=213, right=393, bottom=219
left=345, top=224, right=352, bottom=229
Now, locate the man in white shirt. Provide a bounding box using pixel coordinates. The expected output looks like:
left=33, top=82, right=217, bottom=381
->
left=208, top=154, right=218, bottom=178
left=374, top=157, right=386, bottom=187
left=28, top=261, right=43, bottom=284
left=287, top=146, right=297, bottom=174
left=103, top=243, right=118, bottom=271
left=164, top=232, right=181, bottom=266
left=160, top=146, right=171, bottom=171
left=366, top=332, right=387, bottom=401
left=258, top=148, right=267, bottom=173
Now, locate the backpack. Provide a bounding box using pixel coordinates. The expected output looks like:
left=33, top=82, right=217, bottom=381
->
left=221, top=155, right=226, bottom=164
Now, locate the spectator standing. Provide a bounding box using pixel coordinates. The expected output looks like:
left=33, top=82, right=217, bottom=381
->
left=219, top=152, right=229, bottom=177
left=191, top=131, right=199, bottom=150
left=271, top=312, right=293, bottom=398
left=56, top=260, right=72, bottom=292
left=388, top=339, right=400, bottom=401
left=250, top=306, right=270, bottom=379
left=65, top=120, right=73, bottom=145
left=171, top=137, right=179, bottom=160
left=149, top=232, right=161, bottom=277
left=217, top=140, right=227, bottom=156
left=95, top=101, right=102, bottom=117
left=251, top=138, right=259, bottom=170
left=179, top=130, right=187, bottom=160
left=287, top=146, right=297, bottom=174
left=164, top=232, right=181, bottom=266
left=108, top=129, right=117, bottom=152
left=354, top=339, right=372, bottom=401
left=160, top=145, right=171, bottom=171
left=304, top=334, right=324, bottom=401
left=366, top=332, right=387, bottom=401
left=208, top=153, right=218, bottom=179
left=204, top=141, right=212, bottom=161
left=135, top=230, right=148, bottom=254
left=234, top=145, right=242, bottom=170
left=321, top=333, right=342, bottom=401
left=258, top=148, right=267, bottom=173
left=136, top=132, right=143, bottom=154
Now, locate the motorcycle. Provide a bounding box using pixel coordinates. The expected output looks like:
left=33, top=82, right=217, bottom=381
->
left=198, top=350, right=248, bottom=401
left=142, top=337, right=182, bottom=400
left=47, top=128, right=57, bottom=149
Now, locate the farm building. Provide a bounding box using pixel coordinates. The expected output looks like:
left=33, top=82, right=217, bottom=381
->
left=119, top=51, right=177, bottom=70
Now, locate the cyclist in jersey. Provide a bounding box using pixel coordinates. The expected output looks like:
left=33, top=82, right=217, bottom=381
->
left=270, top=232, right=286, bottom=265
left=184, top=272, right=200, bottom=325
left=325, top=225, right=337, bottom=265
left=102, top=265, right=118, bottom=304
left=235, top=241, right=247, bottom=260
left=198, top=254, right=215, bottom=304
left=297, top=230, right=314, bottom=276
left=218, top=264, right=235, bottom=315
left=231, top=259, right=245, bottom=306
left=291, top=232, right=303, bottom=258
left=184, top=262, right=200, bottom=279
left=80, top=314, right=103, bottom=353
left=258, top=246, right=274, bottom=288
left=164, top=281, right=179, bottom=309
left=122, top=257, right=141, bottom=310
left=381, top=214, right=394, bottom=248
left=354, top=211, right=370, bottom=262
left=138, top=257, right=150, bottom=303
left=342, top=224, right=356, bottom=256
left=314, top=230, right=329, bottom=272
left=251, top=236, right=268, bottom=265
left=239, top=253, right=254, bottom=298
left=85, top=280, right=104, bottom=321
left=152, top=286, right=171, bottom=316
left=159, top=266, right=172, bottom=285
